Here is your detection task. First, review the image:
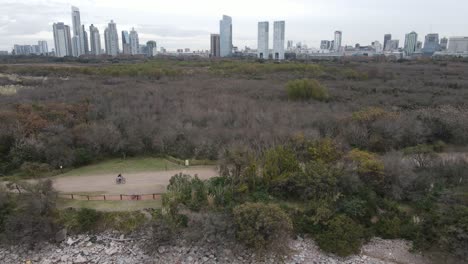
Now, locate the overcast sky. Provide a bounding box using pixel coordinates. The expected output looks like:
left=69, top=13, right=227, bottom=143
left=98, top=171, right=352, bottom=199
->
left=1, top=0, right=467, bottom=51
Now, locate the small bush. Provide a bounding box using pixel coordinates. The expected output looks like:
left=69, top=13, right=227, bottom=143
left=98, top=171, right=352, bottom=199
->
left=233, top=202, right=293, bottom=252
left=316, top=214, right=365, bottom=257
left=375, top=216, right=402, bottom=239
left=286, top=79, right=329, bottom=101
left=76, top=208, right=101, bottom=232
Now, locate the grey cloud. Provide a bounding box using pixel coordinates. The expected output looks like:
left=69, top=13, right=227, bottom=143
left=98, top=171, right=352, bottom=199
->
left=137, top=24, right=210, bottom=38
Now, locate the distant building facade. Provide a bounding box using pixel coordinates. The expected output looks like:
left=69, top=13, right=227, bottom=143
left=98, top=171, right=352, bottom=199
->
left=384, top=34, right=392, bottom=50
left=385, top=39, right=399, bottom=51
left=53, top=22, right=72, bottom=57
left=129, top=28, right=139, bottom=55
left=320, top=40, right=332, bottom=50
left=210, top=34, right=220, bottom=57
left=89, top=24, right=101, bottom=55
left=146, top=41, right=157, bottom=57
left=122, top=31, right=131, bottom=54
left=219, top=15, right=232, bottom=57
left=71, top=6, right=85, bottom=57
left=257, top=21, right=269, bottom=59
left=440, top=37, right=448, bottom=51
left=104, top=20, right=119, bottom=56
left=404, top=31, right=418, bottom=55
left=448, top=37, right=468, bottom=53
left=422, top=33, right=440, bottom=55
left=334, top=31, right=342, bottom=52
left=273, top=21, right=285, bottom=60
left=38, top=41, right=48, bottom=55
left=82, top=25, right=89, bottom=54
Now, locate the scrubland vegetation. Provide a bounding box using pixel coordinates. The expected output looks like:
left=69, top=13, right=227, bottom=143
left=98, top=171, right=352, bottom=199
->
left=0, top=58, right=467, bottom=261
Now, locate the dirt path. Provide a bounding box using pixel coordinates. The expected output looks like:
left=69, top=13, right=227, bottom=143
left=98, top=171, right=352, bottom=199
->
left=52, top=166, right=218, bottom=195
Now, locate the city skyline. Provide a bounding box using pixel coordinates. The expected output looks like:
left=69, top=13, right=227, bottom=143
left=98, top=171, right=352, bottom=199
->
left=1, top=0, right=468, bottom=52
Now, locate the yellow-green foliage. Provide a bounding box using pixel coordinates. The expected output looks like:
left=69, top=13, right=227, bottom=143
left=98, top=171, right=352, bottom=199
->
left=342, top=69, right=369, bottom=81
left=309, top=138, right=342, bottom=164
left=263, top=146, right=300, bottom=182
left=351, top=107, right=396, bottom=123
left=346, top=149, right=384, bottom=187
left=286, top=79, right=329, bottom=101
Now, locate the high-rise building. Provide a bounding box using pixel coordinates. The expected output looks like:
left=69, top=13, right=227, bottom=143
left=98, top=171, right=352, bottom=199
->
left=122, top=31, right=131, bottom=54
left=273, top=21, right=285, bottom=60
left=447, top=37, right=468, bottom=53
left=104, top=20, right=119, bottom=56
left=320, top=40, right=331, bottom=50
left=384, top=34, right=392, bottom=50
left=257, top=21, right=269, bottom=59
left=219, top=15, right=232, bottom=57
left=287, top=40, right=294, bottom=50
left=129, top=28, right=139, bottom=55
left=385, top=40, right=399, bottom=51
left=440, top=37, right=448, bottom=51
left=38, top=41, right=48, bottom=55
left=334, top=31, right=342, bottom=52
left=89, top=24, right=101, bottom=55
left=53, top=22, right=72, bottom=57
left=71, top=6, right=85, bottom=57
left=82, top=25, right=89, bottom=54
left=210, top=34, right=220, bottom=57
left=422, top=33, right=440, bottom=54
left=146, top=41, right=157, bottom=57
left=404, top=31, right=418, bottom=55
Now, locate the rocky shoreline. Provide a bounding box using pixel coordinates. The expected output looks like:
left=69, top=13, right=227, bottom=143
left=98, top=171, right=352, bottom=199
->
left=0, top=231, right=431, bottom=264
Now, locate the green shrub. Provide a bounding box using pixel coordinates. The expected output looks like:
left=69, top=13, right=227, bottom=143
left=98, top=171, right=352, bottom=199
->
left=19, top=162, right=52, bottom=178
left=286, top=79, right=329, bottom=101
left=375, top=216, right=402, bottom=239
left=233, top=202, right=293, bottom=252
left=316, top=214, right=365, bottom=257
left=76, top=208, right=101, bottom=232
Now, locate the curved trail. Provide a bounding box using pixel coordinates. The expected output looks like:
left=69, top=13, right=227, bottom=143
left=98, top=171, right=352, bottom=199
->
left=52, top=167, right=218, bottom=195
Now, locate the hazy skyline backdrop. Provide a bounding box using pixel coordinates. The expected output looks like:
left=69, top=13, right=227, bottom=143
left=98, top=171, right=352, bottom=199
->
left=1, top=0, right=467, bottom=51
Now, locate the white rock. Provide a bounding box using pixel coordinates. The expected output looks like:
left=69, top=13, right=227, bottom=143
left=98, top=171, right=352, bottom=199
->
left=74, top=255, right=87, bottom=263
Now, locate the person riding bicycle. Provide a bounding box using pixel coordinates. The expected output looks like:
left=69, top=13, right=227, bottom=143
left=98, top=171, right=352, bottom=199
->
left=116, top=173, right=123, bottom=184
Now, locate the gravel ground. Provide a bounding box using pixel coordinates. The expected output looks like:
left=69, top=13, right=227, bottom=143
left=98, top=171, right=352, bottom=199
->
left=0, top=232, right=433, bottom=264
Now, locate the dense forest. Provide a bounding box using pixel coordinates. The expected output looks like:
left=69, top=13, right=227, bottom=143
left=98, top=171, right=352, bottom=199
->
left=0, top=58, right=467, bottom=261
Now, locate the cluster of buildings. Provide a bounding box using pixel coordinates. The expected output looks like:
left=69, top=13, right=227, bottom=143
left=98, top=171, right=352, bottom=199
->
left=12, top=41, right=49, bottom=56
left=51, top=7, right=158, bottom=58
left=210, top=16, right=286, bottom=60
left=3, top=9, right=468, bottom=60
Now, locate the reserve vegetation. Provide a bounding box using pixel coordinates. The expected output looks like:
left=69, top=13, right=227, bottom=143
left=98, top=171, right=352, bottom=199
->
left=0, top=57, right=467, bottom=261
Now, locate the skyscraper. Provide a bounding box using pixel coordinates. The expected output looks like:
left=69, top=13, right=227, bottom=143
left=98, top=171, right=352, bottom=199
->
left=334, top=31, right=342, bottom=52
left=257, top=22, right=269, bottom=59
left=122, top=31, right=131, bottom=54
left=71, top=6, right=85, bottom=57
left=82, top=25, right=89, bottom=55
left=273, top=21, right=285, bottom=60
left=287, top=40, right=294, bottom=50
left=219, top=15, right=232, bottom=57
left=129, top=28, right=139, bottom=55
left=146, top=41, right=157, bottom=57
left=53, top=22, right=72, bottom=57
left=404, top=31, right=418, bottom=55
left=384, top=34, right=392, bottom=50
left=104, top=20, right=119, bottom=56
left=440, top=37, right=448, bottom=51
left=89, top=24, right=101, bottom=55
left=210, top=34, right=220, bottom=57
left=422, top=33, right=440, bottom=55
